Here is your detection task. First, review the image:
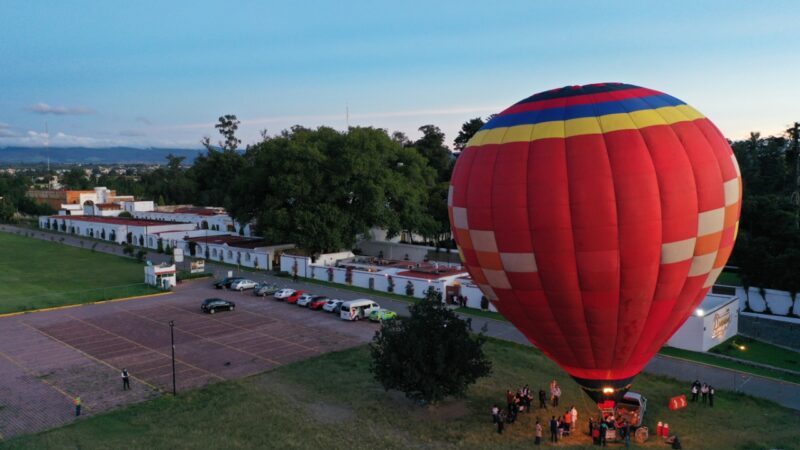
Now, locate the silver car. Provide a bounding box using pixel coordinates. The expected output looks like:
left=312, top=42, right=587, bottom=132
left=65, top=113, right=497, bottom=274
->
left=254, top=283, right=279, bottom=297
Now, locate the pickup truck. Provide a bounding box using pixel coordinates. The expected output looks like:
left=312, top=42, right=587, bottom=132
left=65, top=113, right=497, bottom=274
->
left=598, top=391, right=648, bottom=441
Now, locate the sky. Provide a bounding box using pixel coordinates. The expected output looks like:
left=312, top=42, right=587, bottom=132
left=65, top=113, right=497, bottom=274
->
left=1, top=0, right=798, bottom=149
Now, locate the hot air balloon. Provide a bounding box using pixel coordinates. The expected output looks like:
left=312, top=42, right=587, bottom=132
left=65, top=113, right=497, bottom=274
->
left=448, top=83, right=741, bottom=401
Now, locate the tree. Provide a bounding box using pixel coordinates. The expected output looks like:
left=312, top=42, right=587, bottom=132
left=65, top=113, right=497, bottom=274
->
left=118, top=211, right=133, bottom=219
left=202, top=114, right=241, bottom=152
left=227, top=126, right=436, bottom=256
left=414, top=125, right=452, bottom=182
left=453, top=117, right=485, bottom=151
left=370, top=299, right=491, bottom=404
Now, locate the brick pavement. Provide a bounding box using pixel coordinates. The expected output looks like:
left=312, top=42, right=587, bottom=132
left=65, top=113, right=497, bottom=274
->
left=0, top=280, right=375, bottom=439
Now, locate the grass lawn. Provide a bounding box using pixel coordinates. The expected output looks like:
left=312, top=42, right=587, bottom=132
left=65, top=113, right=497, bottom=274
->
left=5, top=339, right=799, bottom=450
left=709, top=335, right=800, bottom=373
left=0, top=232, right=159, bottom=314
left=659, top=346, right=800, bottom=384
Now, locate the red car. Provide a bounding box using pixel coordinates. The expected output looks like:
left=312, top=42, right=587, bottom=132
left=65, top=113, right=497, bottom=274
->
left=308, top=296, right=330, bottom=310
left=285, top=290, right=307, bottom=304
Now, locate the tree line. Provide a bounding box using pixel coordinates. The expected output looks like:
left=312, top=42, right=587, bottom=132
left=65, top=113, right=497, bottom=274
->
left=729, top=125, right=800, bottom=304
left=2, top=116, right=797, bottom=298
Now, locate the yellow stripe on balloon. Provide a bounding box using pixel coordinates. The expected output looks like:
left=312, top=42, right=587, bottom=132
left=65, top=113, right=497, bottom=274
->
left=468, top=105, right=707, bottom=147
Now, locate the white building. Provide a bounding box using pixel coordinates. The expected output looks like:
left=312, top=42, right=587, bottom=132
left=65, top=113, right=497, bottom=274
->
left=39, top=215, right=196, bottom=245
left=132, top=207, right=252, bottom=236
left=280, top=253, right=470, bottom=301
left=667, top=294, right=740, bottom=352
left=144, top=262, right=177, bottom=289
left=185, top=235, right=293, bottom=271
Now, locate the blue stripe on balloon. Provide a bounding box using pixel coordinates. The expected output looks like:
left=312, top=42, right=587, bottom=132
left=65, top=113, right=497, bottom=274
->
left=482, top=94, right=685, bottom=130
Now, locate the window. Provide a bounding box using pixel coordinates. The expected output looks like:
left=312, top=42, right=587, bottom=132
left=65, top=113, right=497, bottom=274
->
left=227, top=250, right=233, bottom=258
left=212, top=249, right=217, bottom=257
left=245, top=253, right=251, bottom=262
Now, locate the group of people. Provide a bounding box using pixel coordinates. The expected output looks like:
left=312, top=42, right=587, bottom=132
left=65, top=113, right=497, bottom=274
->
left=491, top=385, right=534, bottom=433
left=490, top=380, right=580, bottom=446
left=544, top=406, right=578, bottom=444
left=690, top=380, right=715, bottom=406
left=589, top=414, right=634, bottom=447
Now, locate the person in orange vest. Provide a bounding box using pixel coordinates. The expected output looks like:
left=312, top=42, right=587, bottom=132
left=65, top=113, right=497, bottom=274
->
left=563, top=409, right=572, bottom=434
left=74, top=396, right=81, bottom=416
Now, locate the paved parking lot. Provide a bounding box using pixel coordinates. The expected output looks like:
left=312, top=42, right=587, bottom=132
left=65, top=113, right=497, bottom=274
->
left=0, top=280, right=378, bottom=439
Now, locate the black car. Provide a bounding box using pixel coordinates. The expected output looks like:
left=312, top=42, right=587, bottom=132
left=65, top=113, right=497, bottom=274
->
left=213, top=277, right=243, bottom=289
left=201, top=298, right=235, bottom=314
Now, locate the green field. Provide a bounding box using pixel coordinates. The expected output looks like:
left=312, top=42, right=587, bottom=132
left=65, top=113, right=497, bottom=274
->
left=4, top=339, right=798, bottom=450
left=710, top=335, right=800, bottom=373
left=0, top=232, right=159, bottom=314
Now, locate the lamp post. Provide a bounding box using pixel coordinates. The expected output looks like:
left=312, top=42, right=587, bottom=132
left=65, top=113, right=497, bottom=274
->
left=169, top=320, right=176, bottom=395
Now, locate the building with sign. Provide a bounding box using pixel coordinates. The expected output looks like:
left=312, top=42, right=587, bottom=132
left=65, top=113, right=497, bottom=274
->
left=144, top=262, right=177, bottom=289
left=667, top=293, right=740, bottom=352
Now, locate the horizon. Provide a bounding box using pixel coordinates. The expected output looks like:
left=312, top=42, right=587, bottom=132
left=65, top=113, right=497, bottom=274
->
left=1, top=1, right=799, bottom=149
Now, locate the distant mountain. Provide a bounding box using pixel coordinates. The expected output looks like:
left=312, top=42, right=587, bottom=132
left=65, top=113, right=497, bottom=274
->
left=0, top=147, right=205, bottom=164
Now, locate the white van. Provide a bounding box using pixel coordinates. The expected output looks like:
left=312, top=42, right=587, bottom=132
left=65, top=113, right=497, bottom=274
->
left=339, top=299, right=379, bottom=321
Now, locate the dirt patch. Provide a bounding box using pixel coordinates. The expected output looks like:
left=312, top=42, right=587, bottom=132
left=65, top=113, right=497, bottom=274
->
left=306, top=401, right=355, bottom=424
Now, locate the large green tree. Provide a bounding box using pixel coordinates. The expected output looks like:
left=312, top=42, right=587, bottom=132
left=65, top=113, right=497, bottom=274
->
left=369, top=298, right=492, bottom=404
left=227, top=126, right=436, bottom=256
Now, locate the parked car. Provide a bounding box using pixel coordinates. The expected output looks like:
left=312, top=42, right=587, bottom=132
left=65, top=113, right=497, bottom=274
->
left=230, top=279, right=258, bottom=291
left=285, top=290, right=307, bottom=304
left=213, top=277, right=243, bottom=289
left=254, top=283, right=279, bottom=297
left=273, top=288, right=296, bottom=300
left=340, top=299, right=379, bottom=321
left=295, top=293, right=316, bottom=307
left=201, top=298, right=235, bottom=314
left=322, top=299, right=344, bottom=313
left=308, top=296, right=331, bottom=310
left=368, top=309, right=398, bottom=322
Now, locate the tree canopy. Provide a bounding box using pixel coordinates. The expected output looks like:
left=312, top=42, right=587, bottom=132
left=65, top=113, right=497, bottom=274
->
left=369, top=298, right=492, bottom=404
left=226, top=126, right=438, bottom=255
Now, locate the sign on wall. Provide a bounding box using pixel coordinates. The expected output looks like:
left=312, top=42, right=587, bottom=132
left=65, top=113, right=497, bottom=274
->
left=712, top=307, right=731, bottom=339
left=173, top=248, right=184, bottom=263
left=190, top=260, right=205, bottom=274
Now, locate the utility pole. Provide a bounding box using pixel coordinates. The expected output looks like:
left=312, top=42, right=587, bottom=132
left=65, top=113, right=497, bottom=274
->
left=169, top=320, right=177, bottom=395
left=791, top=122, right=800, bottom=230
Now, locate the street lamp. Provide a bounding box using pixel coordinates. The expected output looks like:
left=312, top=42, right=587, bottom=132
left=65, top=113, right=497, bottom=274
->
left=169, top=320, right=176, bottom=395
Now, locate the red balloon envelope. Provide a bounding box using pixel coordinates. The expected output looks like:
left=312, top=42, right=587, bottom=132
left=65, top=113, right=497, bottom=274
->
left=449, top=83, right=741, bottom=400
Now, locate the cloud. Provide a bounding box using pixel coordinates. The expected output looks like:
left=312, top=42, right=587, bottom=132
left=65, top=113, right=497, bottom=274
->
left=27, top=102, right=96, bottom=115
left=135, top=116, right=153, bottom=125
left=0, top=122, right=20, bottom=137
left=119, top=130, right=147, bottom=137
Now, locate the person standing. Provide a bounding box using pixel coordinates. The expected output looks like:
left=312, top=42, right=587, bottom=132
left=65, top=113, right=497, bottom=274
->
left=549, top=416, right=559, bottom=443
left=691, top=381, right=699, bottom=402
left=496, top=409, right=505, bottom=434
left=121, top=368, right=131, bottom=390
left=553, top=385, right=561, bottom=407
left=621, top=420, right=631, bottom=448
left=74, top=396, right=81, bottom=417
left=538, top=388, right=547, bottom=409
left=599, top=419, right=608, bottom=447
left=708, top=385, right=715, bottom=407
left=570, top=405, right=578, bottom=431
left=506, top=389, right=515, bottom=413
left=535, top=419, right=543, bottom=445
left=701, top=383, right=709, bottom=404
left=491, top=404, right=500, bottom=424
